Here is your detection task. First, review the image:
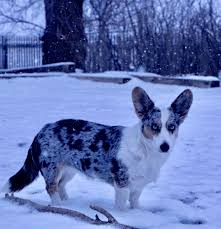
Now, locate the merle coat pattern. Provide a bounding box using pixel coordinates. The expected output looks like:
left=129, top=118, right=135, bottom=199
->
left=2, top=87, right=193, bottom=210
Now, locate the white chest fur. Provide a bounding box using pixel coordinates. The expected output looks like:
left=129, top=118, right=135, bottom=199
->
left=118, top=124, right=169, bottom=190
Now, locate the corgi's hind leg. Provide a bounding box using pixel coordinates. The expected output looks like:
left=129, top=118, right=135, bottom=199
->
left=46, top=183, right=61, bottom=205
left=41, top=163, right=62, bottom=205
left=58, top=167, right=76, bottom=201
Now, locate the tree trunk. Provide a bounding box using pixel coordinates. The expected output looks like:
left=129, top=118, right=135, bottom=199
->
left=42, top=0, right=86, bottom=70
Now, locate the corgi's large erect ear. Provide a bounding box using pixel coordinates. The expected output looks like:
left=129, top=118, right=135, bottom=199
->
left=132, top=87, right=154, bottom=119
left=170, top=89, right=193, bottom=124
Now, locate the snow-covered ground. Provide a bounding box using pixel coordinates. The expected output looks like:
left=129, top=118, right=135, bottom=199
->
left=0, top=75, right=221, bottom=229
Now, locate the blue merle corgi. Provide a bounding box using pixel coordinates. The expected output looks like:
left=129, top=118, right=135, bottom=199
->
left=2, top=87, right=193, bottom=209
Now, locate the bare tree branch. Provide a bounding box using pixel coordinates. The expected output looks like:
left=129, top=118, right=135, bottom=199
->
left=0, top=10, right=44, bottom=30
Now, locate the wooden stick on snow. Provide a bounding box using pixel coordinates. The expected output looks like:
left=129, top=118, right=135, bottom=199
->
left=4, top=194, right=140, bottom=229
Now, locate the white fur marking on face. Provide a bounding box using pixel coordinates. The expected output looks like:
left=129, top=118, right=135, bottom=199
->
left=155, top=108, right=177, bottom=153
left=161, top=108, right=170, bottom=128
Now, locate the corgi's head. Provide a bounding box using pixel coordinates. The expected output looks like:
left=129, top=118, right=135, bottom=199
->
left=132, top=87, right=193, bottom=154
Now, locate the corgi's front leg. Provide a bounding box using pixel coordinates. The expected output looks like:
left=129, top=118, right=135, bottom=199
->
left=114, top=186, right=129, bottom=210
left=129, top=188, right=143, bottom=209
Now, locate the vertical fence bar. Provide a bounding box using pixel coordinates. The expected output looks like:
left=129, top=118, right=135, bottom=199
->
left=2, top=37, right=8, bottom=69
left=0, top=36, right=3, bottom=69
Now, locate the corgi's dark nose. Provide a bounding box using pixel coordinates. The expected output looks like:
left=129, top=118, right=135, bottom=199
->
left=160, top=142, right=170, bottom=153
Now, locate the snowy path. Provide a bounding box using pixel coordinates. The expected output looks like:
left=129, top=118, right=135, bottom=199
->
left=0, top=76, right=221, bottom=229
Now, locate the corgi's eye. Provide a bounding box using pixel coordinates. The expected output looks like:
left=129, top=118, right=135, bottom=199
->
left=168, top=124, right=176, bottom=132
left=151, top=123, right=160, bottom=131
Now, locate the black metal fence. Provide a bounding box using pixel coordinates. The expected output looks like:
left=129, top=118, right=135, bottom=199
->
left=0, top=36, right=42, bottom=69
left=0, top=34, right=137, bottom=72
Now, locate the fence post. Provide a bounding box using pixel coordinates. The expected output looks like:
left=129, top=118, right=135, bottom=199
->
left=2, top=37, right=8, bottom=69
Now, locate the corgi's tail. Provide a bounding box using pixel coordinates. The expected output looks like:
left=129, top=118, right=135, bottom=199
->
left=2, top=136, right=41, bottom=193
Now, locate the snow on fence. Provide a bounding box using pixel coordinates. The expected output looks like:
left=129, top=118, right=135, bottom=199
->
left=0, top=36, right=42, bottom=69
